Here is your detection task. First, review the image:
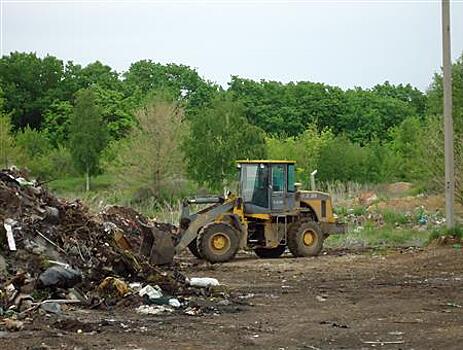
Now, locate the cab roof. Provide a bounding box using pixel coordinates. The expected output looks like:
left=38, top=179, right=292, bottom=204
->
left=236, top=160, right=296, bottom=164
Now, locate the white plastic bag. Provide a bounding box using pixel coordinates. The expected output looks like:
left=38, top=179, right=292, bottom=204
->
left=139, top=285, right=163, bottom=299
left=189, top=277, right=220, bottom=288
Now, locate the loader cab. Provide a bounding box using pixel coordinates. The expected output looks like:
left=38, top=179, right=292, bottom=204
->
left=237, top=160, right=296, bottom=214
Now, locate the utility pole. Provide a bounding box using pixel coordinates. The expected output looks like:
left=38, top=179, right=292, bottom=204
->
left=442, top=0, right=455, bottom=229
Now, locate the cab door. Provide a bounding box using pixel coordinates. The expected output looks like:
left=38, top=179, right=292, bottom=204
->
left=241, top=164, right=270, bottom=209
left=271, top=164, right=287, bottom=211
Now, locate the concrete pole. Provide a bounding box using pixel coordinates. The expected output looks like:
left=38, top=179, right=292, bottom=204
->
left=442, top=0, right=455, bottom=229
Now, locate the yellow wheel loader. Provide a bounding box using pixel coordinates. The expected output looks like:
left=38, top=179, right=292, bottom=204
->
left=175, top=160, right=346, bottom=263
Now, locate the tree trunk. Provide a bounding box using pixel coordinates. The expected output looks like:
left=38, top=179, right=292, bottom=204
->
left=86, top=166, right=90, bottom=192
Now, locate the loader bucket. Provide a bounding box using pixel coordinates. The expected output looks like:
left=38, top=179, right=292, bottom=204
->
left=139, top=226, right=175, bottom=265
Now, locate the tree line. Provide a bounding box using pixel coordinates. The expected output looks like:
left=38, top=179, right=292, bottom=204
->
left=0, top=51, right=462, bottom=205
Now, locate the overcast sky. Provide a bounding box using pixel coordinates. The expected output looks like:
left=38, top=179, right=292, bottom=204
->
left=1, top=0, right=462, bottom=91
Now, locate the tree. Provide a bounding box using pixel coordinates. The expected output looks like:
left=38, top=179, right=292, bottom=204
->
left=427, top=53, right=463, bottom=123
left=266, top=124, right=333, bottom=187
left=339, top=89, right=416, bottom=145
left=372, top=81, right=427, bottom=118
left=387, top=117, right=425, bottom=181
left=43, top=100, right=73, bottom=146
left=184, top=96, right=267, bottom=190
left=110, top=95, right=187, bottom=200
left=15, top=126, right=51, bottom=159
left=0, top=52, right=64, bottom=129
left=426, top=51, right=463, bottom=156
left=0, top=115, right=15, bottom=168
left=418, top=116, right=463, bottom=205
left=228, top=76, right=419, bottom=145
left=425, top=52, right=463, bottom=204
left=123, top=60, right=205, bottom=98
left=93, top=86, right=137, bottom=140
left=79, top=61, right=120, bottom=90
left=0, top=87, right=15, bottom=168
left=317, top=136, right=370, bottom=183
left=228, top=77, right=345, bottom=137
left=123, top=60, right=219, bottom=116
left=14, top=127, right=54, bottom=178
left=69, top=88, right=107, bottom=191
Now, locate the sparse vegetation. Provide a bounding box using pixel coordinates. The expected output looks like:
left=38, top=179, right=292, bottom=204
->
left=429, top=225, right=463, bottom=242
left=382, top=209, right=410, bottom=226
left=326, top=226, right=431, bottom=249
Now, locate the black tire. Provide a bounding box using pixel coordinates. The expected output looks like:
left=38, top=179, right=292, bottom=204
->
left=197, top=223, right=240, bottom=263
left=254, top=245, right=286, bottom=259
left=187, top=238, right=202, bottom=259
left=287, top=221, right=324, bottom=257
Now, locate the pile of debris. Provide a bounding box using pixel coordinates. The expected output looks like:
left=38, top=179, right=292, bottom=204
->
left=0, top=169, right=176, bottom=281
left=0, top=169, right=241, bottom=330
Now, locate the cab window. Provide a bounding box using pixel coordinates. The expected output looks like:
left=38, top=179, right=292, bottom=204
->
left=272, top=164, right=285, bottom=192
left=241, top=164, right=269, bottom=208
left=287, top=164, right=295, bottom=192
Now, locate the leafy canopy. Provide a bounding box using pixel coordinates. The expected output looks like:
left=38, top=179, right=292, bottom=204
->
left=184, top=95, right=267, bottom=190
left=69, top=88, right=108, bottom=177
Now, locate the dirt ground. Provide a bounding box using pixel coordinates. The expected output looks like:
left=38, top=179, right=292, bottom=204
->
left=3, top=246, right=463, bottom=350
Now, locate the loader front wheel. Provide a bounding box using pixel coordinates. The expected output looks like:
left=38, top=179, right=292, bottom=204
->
left=187, top=238, right=202, bottom=259
left=197, top=223, right=240, bottom=263
left=288, top=221, right=324, bottom=257
left=254, top=245, right=286, bottom=258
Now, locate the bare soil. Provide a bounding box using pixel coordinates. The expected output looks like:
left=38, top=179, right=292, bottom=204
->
left=3, top=246, right=463, bottom=350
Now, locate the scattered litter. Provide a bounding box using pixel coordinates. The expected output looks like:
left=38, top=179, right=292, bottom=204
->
left=67, top=288, right=87, bottom=302
left=38, top=265, right=82, bottom=289
left=189, top=277, right=220, bottom=288
left=136, top=305, right=174, bottom=315
left=35, top=230, right=66, bottom=254
left=40, top=302, right=61, bottom=314
left=363, top=340, right=405, bottom=345
left=129, top=282, right=143, bottom=292
left=3, top=219, right=17, bottom=251
left=2, top=318, right=24, bottom=331
left=388, top=331, right=404, bottom=336
left=239, top=293, right=255, bottom=300
left=98, top=277, right=129, bottom=298
left=15, top=177, right=34, bottom=187
left=320, top=320, right=349, bottom=328
left=168, top=298, right=181, bottom=308
left=184, top=307, right=201, bottom=316
left=315, top=295, right=327, bottom=302
left=446, top=302, right=462, bottom=308
left=139, top=285, right=163, bottom=300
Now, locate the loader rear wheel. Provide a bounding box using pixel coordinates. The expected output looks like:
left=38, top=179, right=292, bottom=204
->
left=187, top=238, right=202, bottom=259
left=197, top=223, right=240, bottom=263
left=288, top=221, right=324, bottom=257
left=254, top=245, right=286, bottom=259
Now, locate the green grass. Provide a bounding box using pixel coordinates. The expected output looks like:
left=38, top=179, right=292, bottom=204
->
left=352, top=206, right=368, bottom=216
left=381, top=209, right=410, bottom=226
left=47, top=174, right=115, bottom=194
left=428, top=225, right=463, bottom=242
left=334, top=205, right=367, bottom=217
left=45, top=174, right=185, bottom=223
left=325, top=225, right=431, bottom=249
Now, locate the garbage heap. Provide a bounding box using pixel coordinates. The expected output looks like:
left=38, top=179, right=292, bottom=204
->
left=0, top=169, right=234, bottom=321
